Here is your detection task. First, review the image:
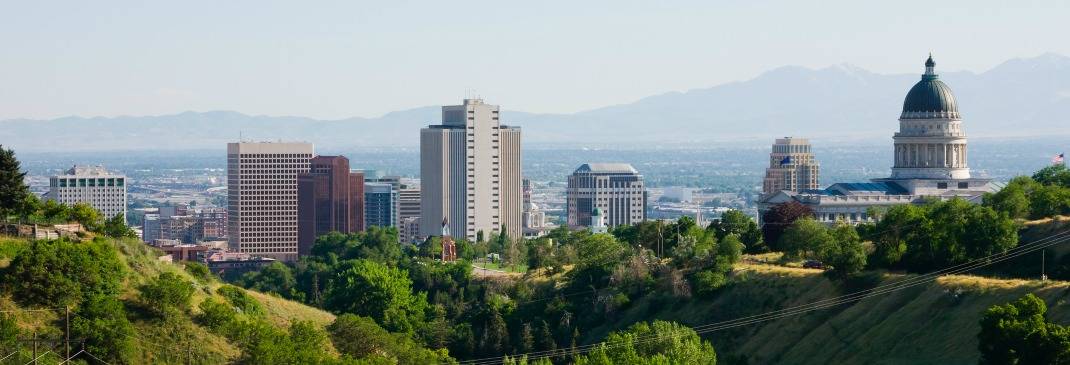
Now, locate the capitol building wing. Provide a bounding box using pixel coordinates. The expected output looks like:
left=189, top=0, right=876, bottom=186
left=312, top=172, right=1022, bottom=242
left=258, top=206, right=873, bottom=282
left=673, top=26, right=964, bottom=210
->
left=759, top=55, right=999, bottom=224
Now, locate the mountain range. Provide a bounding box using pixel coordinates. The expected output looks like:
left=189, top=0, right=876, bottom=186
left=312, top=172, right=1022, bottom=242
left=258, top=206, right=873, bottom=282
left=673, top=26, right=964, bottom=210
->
left=4, top=53, right=1070, bottom=152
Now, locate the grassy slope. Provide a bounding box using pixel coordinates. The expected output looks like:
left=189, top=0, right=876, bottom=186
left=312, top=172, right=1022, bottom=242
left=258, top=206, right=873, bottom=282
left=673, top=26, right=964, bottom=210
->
left=589, top=262, right=1070, bottom=365
left=585, top=219, right=1070, bottom=365
left=0, top=235, right=335, bottom=364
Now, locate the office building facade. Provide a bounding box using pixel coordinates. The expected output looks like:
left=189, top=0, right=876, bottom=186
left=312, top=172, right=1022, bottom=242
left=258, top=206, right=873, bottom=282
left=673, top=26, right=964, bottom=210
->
left=48, top=165, right=128, bottom=223
left=364, top=182, right=397, bottom=228
left=227, top=142, right=313, bottom=262
left=566, top=163, right=647, bottom=228
left=297, top=156, right=364, bottom=256
left=762, top=137, right=820, bottom=196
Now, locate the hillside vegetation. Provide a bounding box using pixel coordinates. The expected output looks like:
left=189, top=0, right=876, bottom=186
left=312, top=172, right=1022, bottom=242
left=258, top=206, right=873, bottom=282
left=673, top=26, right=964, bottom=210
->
left=585, top=258, right=1070, bottom=365
left=0, top=234, right=336, bottom=364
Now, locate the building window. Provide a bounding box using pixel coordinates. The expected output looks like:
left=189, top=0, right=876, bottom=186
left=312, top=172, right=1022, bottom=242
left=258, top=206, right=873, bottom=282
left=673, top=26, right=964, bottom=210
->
left=958, top=182, right=968, bottom=189
left=937, top=182, right=948, bottom=189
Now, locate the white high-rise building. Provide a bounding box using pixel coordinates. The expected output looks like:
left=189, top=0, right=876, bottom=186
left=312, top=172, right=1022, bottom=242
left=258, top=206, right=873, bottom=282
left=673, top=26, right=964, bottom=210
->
left=227, top=142, right=313, bottom=262
left=48, top=165, right=127, bottom=223
left=420, top=99, right=522, bottom=241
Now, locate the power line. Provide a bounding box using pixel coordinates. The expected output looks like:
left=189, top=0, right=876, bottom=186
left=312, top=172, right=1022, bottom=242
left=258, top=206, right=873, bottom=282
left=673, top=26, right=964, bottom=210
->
left=457, top=228, right=1070, bottom=365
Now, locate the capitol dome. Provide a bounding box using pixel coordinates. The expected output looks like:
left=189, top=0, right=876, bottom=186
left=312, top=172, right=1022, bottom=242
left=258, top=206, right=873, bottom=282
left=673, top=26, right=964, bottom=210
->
left=900, top=55, right=960, bottom=119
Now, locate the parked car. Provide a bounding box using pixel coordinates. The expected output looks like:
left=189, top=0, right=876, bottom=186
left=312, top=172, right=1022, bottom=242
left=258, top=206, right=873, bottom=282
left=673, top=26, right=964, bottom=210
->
left=802, top=260, right=825, bottom=269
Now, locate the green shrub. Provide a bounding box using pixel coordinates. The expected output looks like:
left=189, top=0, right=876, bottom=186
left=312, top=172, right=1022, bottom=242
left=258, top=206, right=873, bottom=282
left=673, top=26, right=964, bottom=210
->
left=138, top=272, right=195, bottom=316
left=72, top=293, right=134, bottom=363
left=2, top=238, right=124, bottom=306
left=185, top=261, right=212, bottom=282
left=217, top=285, right=265, bottom=316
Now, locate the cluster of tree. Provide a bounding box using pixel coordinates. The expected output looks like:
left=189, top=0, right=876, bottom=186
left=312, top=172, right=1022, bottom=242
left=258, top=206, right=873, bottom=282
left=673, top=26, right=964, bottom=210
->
left=778, top=219, right=867, bottom=279
left=572, top=320, right=717, bottom=364
left=978, top=294, right=1070, bottom=364
left=862, top=198, right=1018, bottom=272
left=232, top=216, right=742, bottom=363
left=984, top=164, right=1070, bottom=220
left=0, top=237, right=135, bottom=362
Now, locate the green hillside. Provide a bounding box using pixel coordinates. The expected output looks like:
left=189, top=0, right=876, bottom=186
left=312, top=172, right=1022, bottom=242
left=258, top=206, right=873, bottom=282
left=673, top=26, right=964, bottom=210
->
left=0, top=234, right=336, bottom=364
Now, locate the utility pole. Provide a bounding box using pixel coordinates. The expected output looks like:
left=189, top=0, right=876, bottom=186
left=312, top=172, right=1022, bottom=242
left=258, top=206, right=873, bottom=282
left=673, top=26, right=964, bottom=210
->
left=31, top=331, right=37, bottom=365
left=65, top=306, right=70, bottom=361
left=188, top=343, right=193, bottom=365
left=1042, top=250, right=1048, bottom=281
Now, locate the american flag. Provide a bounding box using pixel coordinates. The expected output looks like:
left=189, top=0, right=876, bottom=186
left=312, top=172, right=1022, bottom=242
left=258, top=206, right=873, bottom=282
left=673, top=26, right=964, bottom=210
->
left=1055, top=153, right=1065, bottom=165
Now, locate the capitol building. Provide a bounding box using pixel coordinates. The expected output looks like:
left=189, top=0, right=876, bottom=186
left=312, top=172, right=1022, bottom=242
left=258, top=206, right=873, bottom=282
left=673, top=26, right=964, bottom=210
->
left=759, top=55, right=1000, bottom=224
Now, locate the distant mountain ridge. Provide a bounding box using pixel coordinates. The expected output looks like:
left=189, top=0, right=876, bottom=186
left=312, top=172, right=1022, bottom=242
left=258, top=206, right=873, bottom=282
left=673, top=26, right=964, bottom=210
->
left=5, top=53, right=1070, bottom=152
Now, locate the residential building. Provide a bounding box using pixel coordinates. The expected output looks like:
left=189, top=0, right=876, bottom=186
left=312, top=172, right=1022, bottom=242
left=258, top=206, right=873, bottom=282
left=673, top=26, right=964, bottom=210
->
left=762, top=137, right=820, bottom=196
left=759, top=56, right=997, bottom=224
left=364, top=182, right=397, bottom=228
left=47, top=165, right=127, bottom=223
left=297, top=156, right=364, bottom=256
left=566, top=163, right=647, bottom=228
left=227, top=142, right=313, bottom=262
left=420, top=98, right=522, bottom=241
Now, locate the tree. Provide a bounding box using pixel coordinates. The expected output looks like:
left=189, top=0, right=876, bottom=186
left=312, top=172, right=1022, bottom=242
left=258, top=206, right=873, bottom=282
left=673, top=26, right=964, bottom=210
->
left=241, top=261, right=297, bottom=298
left=138, top=272, right=195, bottom=316
left=818, top=224, right=867, bottom=279
left=72, top=293, right=134, bottom=363
left=983, top=176, right=1035, bottom=219
left=324, top=259, right=428, bottom=333
left=69, top=202, right=103, bottom=232
left=328, top=314, right=454, bottom=364
left=571, top=234, right=628, bottom=289
left=102, top=212, right=135, bottom=238
left=762, top=201, right=813, bottom=251
left=574, top=320, right=716, bottom=365
left=778, top=218, right=830, bottom=260
left=1032, top=164, right=1070, bottom=188
left=0, top=145, right=31, bottom=219
left=2, top=238, right=125, bottom=306
left=979, top=294, right=1070, bottom=365
left=709, top=209, right=765, bottom=253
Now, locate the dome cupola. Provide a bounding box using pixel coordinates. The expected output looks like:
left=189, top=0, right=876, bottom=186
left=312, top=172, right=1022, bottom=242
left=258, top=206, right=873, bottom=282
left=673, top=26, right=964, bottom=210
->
left=901, top=54, right=960, bottom=119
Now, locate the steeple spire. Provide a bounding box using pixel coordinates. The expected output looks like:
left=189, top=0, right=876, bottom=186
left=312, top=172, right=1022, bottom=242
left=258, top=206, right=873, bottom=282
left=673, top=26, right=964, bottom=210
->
left=924, top=53, right=936, bottom=76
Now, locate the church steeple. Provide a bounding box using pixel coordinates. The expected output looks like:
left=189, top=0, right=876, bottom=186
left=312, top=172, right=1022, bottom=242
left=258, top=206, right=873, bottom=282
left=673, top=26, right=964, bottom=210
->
left=924, top=54, right=936, bottom=76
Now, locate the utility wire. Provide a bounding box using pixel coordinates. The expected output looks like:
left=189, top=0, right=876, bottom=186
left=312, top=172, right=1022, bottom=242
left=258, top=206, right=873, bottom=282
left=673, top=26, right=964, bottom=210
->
left=457, top=228, right=1070, bottom=365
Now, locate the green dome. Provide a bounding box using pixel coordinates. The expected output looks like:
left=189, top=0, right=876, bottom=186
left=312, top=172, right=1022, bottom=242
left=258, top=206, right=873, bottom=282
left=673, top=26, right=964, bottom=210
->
left=900, top=55, right=960, bottom=119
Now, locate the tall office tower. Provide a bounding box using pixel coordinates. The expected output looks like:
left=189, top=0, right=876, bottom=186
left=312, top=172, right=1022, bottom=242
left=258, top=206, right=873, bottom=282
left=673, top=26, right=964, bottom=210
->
left=420, top=99, right=522, bottom=241
left=142, top=213, right=160, bottom=242
left=397, top=185, right=421, bottom=242
left=566, top=163, right=647, bottom=229
left=227, top=142, right=313, bottom=262
left=762, top=137, right=820, bottom=196
left=364, top=182, right=397, bottom=228
left=48, top=165, right=128, bottom=223
left=297, top=156, right=364, bottom=257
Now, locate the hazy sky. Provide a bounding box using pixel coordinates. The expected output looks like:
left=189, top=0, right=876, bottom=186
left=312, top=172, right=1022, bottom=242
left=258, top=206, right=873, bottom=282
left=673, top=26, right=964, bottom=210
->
left=2, top=0, right=1068, bottom=120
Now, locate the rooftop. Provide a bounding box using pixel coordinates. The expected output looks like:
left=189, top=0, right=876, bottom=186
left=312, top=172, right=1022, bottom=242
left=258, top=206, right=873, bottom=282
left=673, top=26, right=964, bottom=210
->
left=575, top=163, right=640, bottom=174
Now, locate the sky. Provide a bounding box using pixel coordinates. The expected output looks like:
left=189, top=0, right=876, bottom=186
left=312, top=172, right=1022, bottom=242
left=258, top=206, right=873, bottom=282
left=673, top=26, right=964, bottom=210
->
left=1, top=0, right=1068, bottom=120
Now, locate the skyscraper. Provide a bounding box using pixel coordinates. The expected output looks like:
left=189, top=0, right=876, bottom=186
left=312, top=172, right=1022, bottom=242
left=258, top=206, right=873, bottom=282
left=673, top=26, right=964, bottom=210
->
left=762, top=137, right=820, bottom=196
left=297, top=156, right=364, bottom=256
left=364, top=182, right=397, bottom=228
left=420, top=98, right=522, bottom=241
left=48, top=165, right=128, bottom=223
left=227, top=142, right=313, bottom=262
left=566, top=163, right=646, bottom=229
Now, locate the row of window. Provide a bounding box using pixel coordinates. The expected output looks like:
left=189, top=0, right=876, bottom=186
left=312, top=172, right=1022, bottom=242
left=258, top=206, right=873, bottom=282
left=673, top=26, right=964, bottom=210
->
left=53, top=178, right=125, bottom=187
